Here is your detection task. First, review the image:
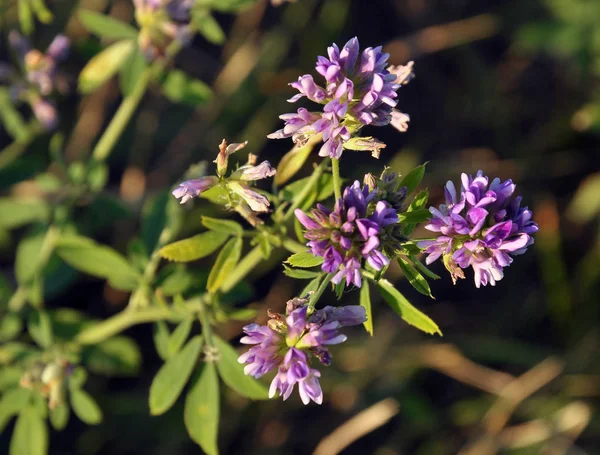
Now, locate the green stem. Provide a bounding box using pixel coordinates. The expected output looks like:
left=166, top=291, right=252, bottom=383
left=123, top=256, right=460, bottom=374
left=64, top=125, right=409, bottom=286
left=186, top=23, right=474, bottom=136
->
left=0, top=121, right=43, bottom=170
left=197, top=298, right=214, bottom=346
left=309, top=273, right=332, bottom=307
left=282, top=158, right=330, bottom=222
left=281, top=238, right=307, bottom=254
left=220, top=245, right=264, bottom=293
left=92, top=68, right=152, bottom=162
left=331, top=158, right=342, bottom=202
left=76, top=298, right=204, bottom=345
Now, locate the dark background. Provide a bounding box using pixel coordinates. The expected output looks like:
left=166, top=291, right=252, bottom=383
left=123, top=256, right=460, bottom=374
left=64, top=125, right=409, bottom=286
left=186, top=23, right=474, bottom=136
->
left=1, top=0, right=599, bottom=453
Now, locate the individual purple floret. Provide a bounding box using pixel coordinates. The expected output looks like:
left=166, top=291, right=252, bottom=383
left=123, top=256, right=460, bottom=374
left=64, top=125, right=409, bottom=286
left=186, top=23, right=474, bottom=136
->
left=238, top=296, right=366, bottom=405
left=2, top=32, right=70, bottom=130
left=133, top=0, right=193, bottom=60
left=418, top=171, right=539, bottom=288
left=268, top=37, right=414, bottom=159
left=295, top=180, right=398, bottom=288
left=172, top=176, right=218, bottom=204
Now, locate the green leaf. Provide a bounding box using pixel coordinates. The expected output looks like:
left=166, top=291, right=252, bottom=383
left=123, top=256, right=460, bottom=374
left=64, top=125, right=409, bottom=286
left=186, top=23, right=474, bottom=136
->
left=162, top=70, right=213, bottom=106
left=0, top=313, right=22, bottom=342
left=67, top=368, right=87, bottom=390
left=192, top=11, right=225, bottom=44
left=0, top=90, right=28, bottom=140
left=285, top=252, right=324, bottom=268
left=153, top=321, right=171, bottom=361
left=119, top=45, right=147, bottom=96
left=226, top=308, right=257, bottom=321
left=157, top=264, right=193, bottom=296
left=400, top=164, right=427, bottom=195
left=18, top=0, right=34, bottom=36
left=207, top=237, right=242, bottom=294
left=410, top=255, right=440, bottom=280
left=15, top=229, right=44, bottom=285
left=282, top=265, right=320, bottom=279
left=214, top=336, right=269, bottom=400
left=0, top=367, right=23, bottom=392
left=49, top=403, right=69, bottom=431
left=168, top=318, right=193, bottom=357
left=159, top=231, right=230, bottom=262
left=142, top=191, right=170, bottom=252
left=398, top=209, right=431, bottom=224
left=9, top=405, right=47, bottom=455
left=195, top=0, right=258, bottom=12
left=149, top=336, right=203, bottom=415
left=27, top=310, right=53, bottom=349
left=184, top=363, right=220, bottom=455
left=397, top=258, right=434, bottom=298
left=30, top=0, right=53, bottom=23
left=280, top=174, right=334, bottom=208
left=86, top=160, right=109, bottom=192
left=301, top=275, right=323, bottom=295
left=201, top=216, right=243, bottom=236
left=274, top=143, right=313, bottom=186
left=78, top=10, right=138, bottom=40
left=0, top=199, right=49, bottom=230
left=359, top=281, right=374, bottom=336
left=79, top=40, right=135, bottom=94
left=83, top=336, right=142, bottom=376
left=409, top=189, right=429, bottom=210
left=376, top=278, right=442, bottom=336
left=56, top=235, right=140, bottom=291
left=0, top=388, right=32, bottom=434
left=70, top=389, right=102, bottom=424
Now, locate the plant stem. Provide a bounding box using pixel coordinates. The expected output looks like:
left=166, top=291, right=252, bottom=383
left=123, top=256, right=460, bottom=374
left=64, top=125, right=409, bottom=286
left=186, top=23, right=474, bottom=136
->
left=281, top=237, right=307, bottom=254
left=92, top=68, right=152, bottom=162
left=282, top=158, right=330, bottom=222
left=0, top=121, right=43, bottom=170
left=331, top=158, right=342, bottom=202
left=309, top=273, right=332, bottom=307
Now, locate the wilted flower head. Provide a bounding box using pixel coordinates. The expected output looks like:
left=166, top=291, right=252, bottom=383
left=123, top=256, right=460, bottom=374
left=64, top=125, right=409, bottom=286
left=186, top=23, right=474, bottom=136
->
left=238, top=296, right=366, bottom=404
left=2, top=32, right=70, bottom=130
left=134, top=0, right=193, bottom=60
left=295, top=180, right=401, bottom=288
left=172, top=139, right=276, bottom=213
left=418, top=171, right=539, bottom=287
left=268, top=37, right=414, bottom=159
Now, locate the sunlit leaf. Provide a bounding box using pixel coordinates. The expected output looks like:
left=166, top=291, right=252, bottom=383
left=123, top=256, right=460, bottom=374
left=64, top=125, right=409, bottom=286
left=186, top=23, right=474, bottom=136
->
left=184, top=363, right=220, bottom=455
left=120, top=45, right=147, bottom=96
left=207, top=237, right=242, bottom=294
left=282, top=265, right=320, bottom=279
left=149, top=336, right=203, bottom=415
left=285, top=252, right=324, bottom=268
left=201, top=216, right=243, bottom=236
left=70, top=389, right=102, bottom=424
left=49, top=403, right=69, bottom=431
left=168, top=318, right=194, bottom=357
left=397, top=257, right=434, bottom=298
left=27, top=310, right=53, bottom=349
left=191, top=11, right=225, bottom=44
left=0, top=199, right=49, bottom=230
left=275, top=142, right=314, bottom=186
left=0, top=313, right=22, bottom=342
left=359, top=281, right=374, bottom=335
left=0, top=388, right=31, bottom=434
left=159, top=231, right=230, bottom=262
left=78, top=10, right=138, bottom=40
left=400, top=163, right=427, bottom=195
left=79, top=40, right=135, bottom=93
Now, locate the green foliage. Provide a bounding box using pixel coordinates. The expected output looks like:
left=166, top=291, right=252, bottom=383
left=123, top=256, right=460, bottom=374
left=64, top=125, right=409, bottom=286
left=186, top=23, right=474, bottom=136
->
left=79, top=40, right=136, bottom=93
left=376, top=278, right=441, bottom=336
left=162, top=70, right=213, bottom=106
left=201, top=216, right=243, bottom=236
left=0, top=314, right=23, bottom=342
left=397, top=257, right=434, bottom=298
left=119, top=46, right=148, bottom=96
left=0, top=199, right=49, bottom=230
left=159, top=231, right=230, bottom=262
left=0, top=90, right=29, bottom=141
left=184, top=363, right=220, bottom=455
left=9, top=405, right=48, bottom=455
left=207, top=237, right=242, bottom=294
left=70, top=389, right=102, bottom=424
left=213, top=336, right=269, bottom=400
left=149, top=336, right=203, bottom=415
left=400, top=163, right=427, bottom=195
left=359, top=281, right=374, bottom=335
left=0, top=388, right=32, bottom=433
left=78, top=10, right=138, bottom=40
left=195, top=0, right=259, bottom=12
left=191, top=10, right=225, bottom=44
left=167, top=318, right=194, bottom=357
left=27, top=310, right=53, bottom=349
left=275, top=143, right=313, bottom=186
left=83, top=336, right=142, bottom=376
left=282, top=265, right=321, bottom=279
left=285, top=252, right=324, bottom=268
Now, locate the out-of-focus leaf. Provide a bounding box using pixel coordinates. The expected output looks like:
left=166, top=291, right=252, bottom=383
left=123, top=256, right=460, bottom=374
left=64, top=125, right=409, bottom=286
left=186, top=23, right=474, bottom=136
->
left=191, top=10, right=225, bottom=44
left=86, top=160, right=109, bottom=192
left=184, top=363, right=220, bottom=455
left=0, top=199, right=49, bottom=230
left=83, top=336, right=142, bottom=376
left=195, top=0, right=258, bottom=12
left=15, top=228, right=44, bottom=285
left=0, top=313, right=22, bottom=342
left=68, top=367, right=87, bottom=390
left=201, top=216, right=243, bottom=236
left=78, top=10, right=138, bottom=40
left=142, top=191, right=169, bottom=252
left=207, top=237, right=242, bottom=294
left=18, top=0, right=34, bottom=36
left=27, top=310, right=53, bottom=349
left=359, top=281, right=373, bottom=335
left=376, top=278, right=441, bottom=336
left=120, top=45, right=147, bottom=96
left=275, top=143, right=313, bottom=186
left=282, top=265, right=320, bottom=279
left=49, top=403, right=69, bottom=431
left=214, top=336, right=269, bottom=400
left=162, top=70, right=213, bottom=106
left=0, top=342, right=35, bottom=366
left=0, top=89, right=28, bottom=140
left=159, top=231, right=230, bottom=262
left=280, top=174, right=334, bottom=208
left=30, top=0, right=53, bottom=23
left=400, top=164, right=427, bottom=195
left=226, top=308, right=257, bottom=321
left=567, top=172, right=600, bottom=223
left=397, top=257, right=434, bottom=298
left=70, top=389, right=102, bottom=424
left=0, top=388, right=31, bottom=433
left=9, top=405, right=47, bottom=455
left=285, top=252, right=324, bottom=268
left=153, top=321, right=170, bottom=361
left=0, top=367, right=22, bottom=392
left=79, top=39, right=135, bottom=93
left=55, top=235, right=140, bottom=291
left=156, top=264, right=193, bottom=296
left=149, top=336, right=203, bottom=415
left=168, top=318, right=193, bottom=357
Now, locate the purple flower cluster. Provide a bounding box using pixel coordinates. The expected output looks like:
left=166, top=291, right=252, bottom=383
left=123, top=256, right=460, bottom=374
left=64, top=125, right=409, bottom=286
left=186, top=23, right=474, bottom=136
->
left=418, top=171, right=539, bottom=287
left=295, top=181, right=398, bottom=288
left=268, top=37, right=413, bottom=159
left=238, top=296, right=366, bottom=404
left=0, top=32, right=70, bottom=130
left=134, top=0, right=193, bottom=60
left=172, top=139, right=276, bottom=212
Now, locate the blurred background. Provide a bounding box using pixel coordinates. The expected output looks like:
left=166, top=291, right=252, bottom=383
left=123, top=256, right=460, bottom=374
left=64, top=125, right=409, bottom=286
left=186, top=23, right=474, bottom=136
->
left=1, top=0, right=599, bottom=453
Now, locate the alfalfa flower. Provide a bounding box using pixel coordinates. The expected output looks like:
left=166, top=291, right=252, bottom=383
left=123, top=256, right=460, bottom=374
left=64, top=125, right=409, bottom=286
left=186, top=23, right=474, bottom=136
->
left=238, top=296, right=366, bottom=404
left=418, top=171, right=539, bottom=287
left=268, top=37, right=413, bottom=159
